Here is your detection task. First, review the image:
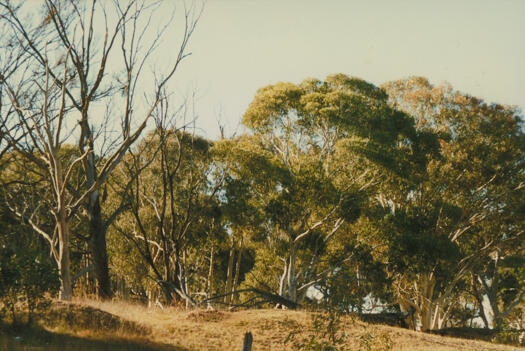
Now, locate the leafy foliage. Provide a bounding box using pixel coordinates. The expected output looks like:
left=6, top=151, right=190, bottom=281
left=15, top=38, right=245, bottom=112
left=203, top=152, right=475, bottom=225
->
left=0, top=70, right=523, bottom=342
left=0, top=204, right=58, bottom=324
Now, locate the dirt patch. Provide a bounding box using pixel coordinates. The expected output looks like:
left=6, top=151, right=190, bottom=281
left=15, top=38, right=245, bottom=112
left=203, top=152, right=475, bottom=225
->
left=186, top=310, right=228, bottom=323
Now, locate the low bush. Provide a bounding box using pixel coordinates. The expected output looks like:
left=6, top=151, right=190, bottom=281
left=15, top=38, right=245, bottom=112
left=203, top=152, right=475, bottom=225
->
left=0, top=244, right=58, bottom=325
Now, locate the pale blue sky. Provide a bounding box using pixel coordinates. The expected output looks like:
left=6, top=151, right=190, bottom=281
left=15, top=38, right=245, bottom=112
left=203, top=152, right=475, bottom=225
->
left=168, top=0, right=525, bottom=138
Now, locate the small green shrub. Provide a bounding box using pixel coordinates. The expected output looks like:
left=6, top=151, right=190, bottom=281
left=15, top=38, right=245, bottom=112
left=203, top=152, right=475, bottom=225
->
left=491, top=330, right=525, bottom=347
left=0, top=244, right=59, bottom=325
left=358, top=328, right=393, bottom=351
left=285, top=310, right=346, bottom=351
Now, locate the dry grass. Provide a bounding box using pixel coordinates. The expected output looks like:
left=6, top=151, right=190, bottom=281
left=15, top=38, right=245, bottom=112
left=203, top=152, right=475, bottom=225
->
left=75, top=298, right=523, bottom=351
left=2, top=298, right=523, bottom=350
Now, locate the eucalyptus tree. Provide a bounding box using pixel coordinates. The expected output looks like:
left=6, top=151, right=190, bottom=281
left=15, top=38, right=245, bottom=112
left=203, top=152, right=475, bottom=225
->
left=215, top=74, right=422, bottom=304
left=214, top=166, right=266, bottom=304
left=379, top=77, right=525, bottom=330
left=0, top=0, right=202, bottom=299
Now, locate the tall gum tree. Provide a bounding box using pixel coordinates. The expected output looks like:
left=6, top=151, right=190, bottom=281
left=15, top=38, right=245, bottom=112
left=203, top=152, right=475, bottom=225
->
left=216, top=74, right=423, bottom=303
left=0, top=0, right=202, bottom=299
left=379, top=77, right=524, bottom=330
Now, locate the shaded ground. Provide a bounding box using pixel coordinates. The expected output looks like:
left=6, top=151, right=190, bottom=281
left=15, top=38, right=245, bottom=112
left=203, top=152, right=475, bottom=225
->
left=0, top=332, right=187, bottom=351
left=431, top=327, right=524, bottom=347
left=0, top=303, right=187, bottom=351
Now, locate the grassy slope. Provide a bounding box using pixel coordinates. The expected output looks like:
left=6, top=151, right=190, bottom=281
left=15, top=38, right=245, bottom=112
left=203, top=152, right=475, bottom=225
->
left=2, top=299, right=523, bottom=351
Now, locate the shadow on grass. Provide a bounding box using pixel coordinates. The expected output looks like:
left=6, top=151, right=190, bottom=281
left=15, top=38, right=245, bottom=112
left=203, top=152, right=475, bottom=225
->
left=430, top=327, right=524, bottom=347
left=430, top=327, right=497, bottom=341
left=0, top=321, right=189, bottom=351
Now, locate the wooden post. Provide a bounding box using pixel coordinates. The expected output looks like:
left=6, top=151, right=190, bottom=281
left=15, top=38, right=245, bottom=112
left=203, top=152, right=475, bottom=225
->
left=242, top=332, right=253, bottom=351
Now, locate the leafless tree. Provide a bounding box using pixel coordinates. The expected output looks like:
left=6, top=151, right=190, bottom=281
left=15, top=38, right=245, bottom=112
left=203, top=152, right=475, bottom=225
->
left=110, top=98, right=226, bottom=306
left=0, top=0, right=202, bottom=299
left=0, top=17, right=29, bottom=168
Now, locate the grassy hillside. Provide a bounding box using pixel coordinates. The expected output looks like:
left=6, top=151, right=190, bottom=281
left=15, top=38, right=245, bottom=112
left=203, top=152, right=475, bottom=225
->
left=1, top=299, right=523, bottom=351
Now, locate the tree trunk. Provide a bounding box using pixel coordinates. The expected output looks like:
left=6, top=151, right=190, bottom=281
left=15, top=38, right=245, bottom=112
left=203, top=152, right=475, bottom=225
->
left=478, top=299, right=490, bottom=329
left=420, top=307, right=432, bottom=332
left=287, top=242, right=297, bottom=302
left=207, top=246, right=215, bottom=297
left=160, top=281, right=175, bottom=305
left=399, top=301, right=416, bottom=330
left=483, top=296, right=497, bottom=329
left=431, top=302, right=447, bottom=330
left=278, top=260, right=288, bottom=300
left=419, top=274, right=436, bottom=331
left=476, top=274, right=498, bottom=329
left=224, top=247, right=235, bottom=304
left=57, top=217, right=72, bottom=301
left=232, top=244, right=244, bottom=303
left=472, top=276, right=490, bottom=328
left=88, top=192, right=112, bottom=299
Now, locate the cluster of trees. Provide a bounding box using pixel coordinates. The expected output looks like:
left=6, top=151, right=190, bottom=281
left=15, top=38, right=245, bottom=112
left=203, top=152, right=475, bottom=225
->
left=1, top=0, right=524, bottom=334
left=0, top=0, right=201, bottom=302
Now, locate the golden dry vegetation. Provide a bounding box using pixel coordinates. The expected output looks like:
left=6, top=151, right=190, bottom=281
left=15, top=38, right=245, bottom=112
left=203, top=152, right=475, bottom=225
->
left=1, top=299, right=523, bottom=351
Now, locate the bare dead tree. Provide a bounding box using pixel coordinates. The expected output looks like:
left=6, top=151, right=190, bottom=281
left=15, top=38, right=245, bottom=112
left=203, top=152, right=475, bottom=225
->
left=110, top=98, right=226, bottom=306
left=2, top=50, right=85, bottom=300
left=0, top=17, right=30, bottom=168
left=0, top=0, right=203, bottom=299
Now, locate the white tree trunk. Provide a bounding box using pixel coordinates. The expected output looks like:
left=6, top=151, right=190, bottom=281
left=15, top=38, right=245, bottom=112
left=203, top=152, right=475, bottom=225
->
left=224, top=247, right=235, bottom=304
left=287, top=242, right=297, bottom=302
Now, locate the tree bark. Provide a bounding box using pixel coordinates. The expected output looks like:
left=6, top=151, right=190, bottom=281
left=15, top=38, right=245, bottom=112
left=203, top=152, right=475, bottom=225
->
left=472, top=276, right=490, bottom=328
left=88, top=192, right=112, bottom=299
left=232, top=243, right=244, bottom=303
left=224, top=247, right=235, bottom=304
left=476, top=274, right=498, bottom=329
left=398, top=301, right=416, bottom=330
left=287, top=242, right=297, bottom=302
left=419, top=274, right=436, bottom=331
left=160, top=281, right=175, bottom=305
left=207, top=246, right=215, bottom=297
left=57, top=216, right=72, bottom=301
left=278, top=259, right=288, bottom=300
